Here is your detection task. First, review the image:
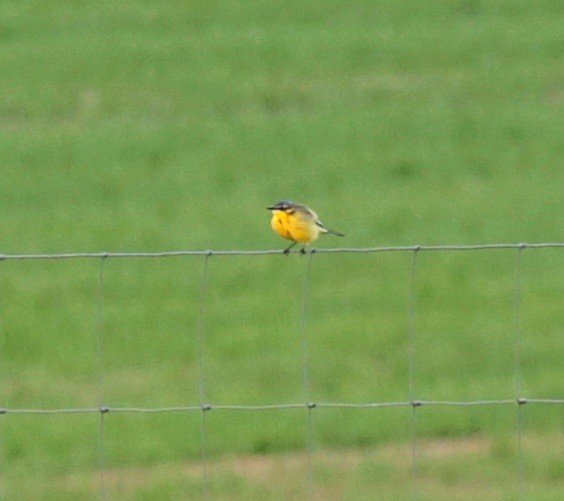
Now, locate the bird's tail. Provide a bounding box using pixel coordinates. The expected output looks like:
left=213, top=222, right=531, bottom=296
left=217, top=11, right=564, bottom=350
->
left=326, top=228, right=345, bottom=237
left=316, top=220, right=345, bottom=236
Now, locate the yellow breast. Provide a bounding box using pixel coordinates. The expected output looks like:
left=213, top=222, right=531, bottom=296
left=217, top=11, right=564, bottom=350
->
left=270, top=210, right=320, bottom=244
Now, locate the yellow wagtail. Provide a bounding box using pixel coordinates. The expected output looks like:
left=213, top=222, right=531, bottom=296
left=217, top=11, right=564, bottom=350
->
left=267, top=200, right=345, bottom=254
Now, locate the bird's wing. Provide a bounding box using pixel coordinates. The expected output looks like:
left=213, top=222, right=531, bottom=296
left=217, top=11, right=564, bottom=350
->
left=295, top=205, right=318, bottom=222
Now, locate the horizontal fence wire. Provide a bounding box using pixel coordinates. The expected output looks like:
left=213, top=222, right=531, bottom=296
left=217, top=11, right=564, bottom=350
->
left=1, top=242, right=563, bottom=500
left=1, top=242, right=563, bottom=260
left=1, top=399, right=563, bottom=415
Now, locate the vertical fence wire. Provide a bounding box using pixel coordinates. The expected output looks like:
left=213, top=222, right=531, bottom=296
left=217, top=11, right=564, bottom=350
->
left=513, top=247, right=525, bottom=500
left=196, top=254, right=212, bottom=500
left=0, top=260, right=4, bottom=500
left=299, top=252, right=315, bottom=498
left=408, top=248, right=420, bottom=500
left=96, top=256, right=108, bottom=500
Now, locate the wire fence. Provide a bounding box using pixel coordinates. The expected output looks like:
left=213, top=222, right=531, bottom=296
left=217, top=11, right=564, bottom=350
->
left=1, top=242, right=563, bottom=499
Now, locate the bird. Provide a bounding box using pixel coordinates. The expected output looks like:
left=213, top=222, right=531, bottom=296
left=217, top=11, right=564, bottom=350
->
left=267, top=200, right=345, bottom=254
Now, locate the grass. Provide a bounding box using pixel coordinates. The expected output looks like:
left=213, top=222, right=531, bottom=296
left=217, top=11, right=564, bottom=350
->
left=1, top=0, right=563, bottom=498
left=4, top=432, right=564, bottom=499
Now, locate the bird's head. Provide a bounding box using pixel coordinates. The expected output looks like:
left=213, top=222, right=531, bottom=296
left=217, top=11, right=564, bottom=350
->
left=267, top=200, right=296, bottom=212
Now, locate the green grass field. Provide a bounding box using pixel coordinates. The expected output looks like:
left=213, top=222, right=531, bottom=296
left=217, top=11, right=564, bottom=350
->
left=1, top=0, right=563, bottom=498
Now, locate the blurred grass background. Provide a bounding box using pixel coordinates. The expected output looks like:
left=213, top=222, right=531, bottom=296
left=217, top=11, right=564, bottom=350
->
left=0, top=0, right=563, bottom=498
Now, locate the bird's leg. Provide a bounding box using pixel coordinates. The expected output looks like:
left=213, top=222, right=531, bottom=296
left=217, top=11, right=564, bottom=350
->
left=283, top=242, right=297, bottom=255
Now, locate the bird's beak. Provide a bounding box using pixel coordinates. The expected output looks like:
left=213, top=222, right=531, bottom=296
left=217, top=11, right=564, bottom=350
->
left=267, top=206, right=277, bottom=211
